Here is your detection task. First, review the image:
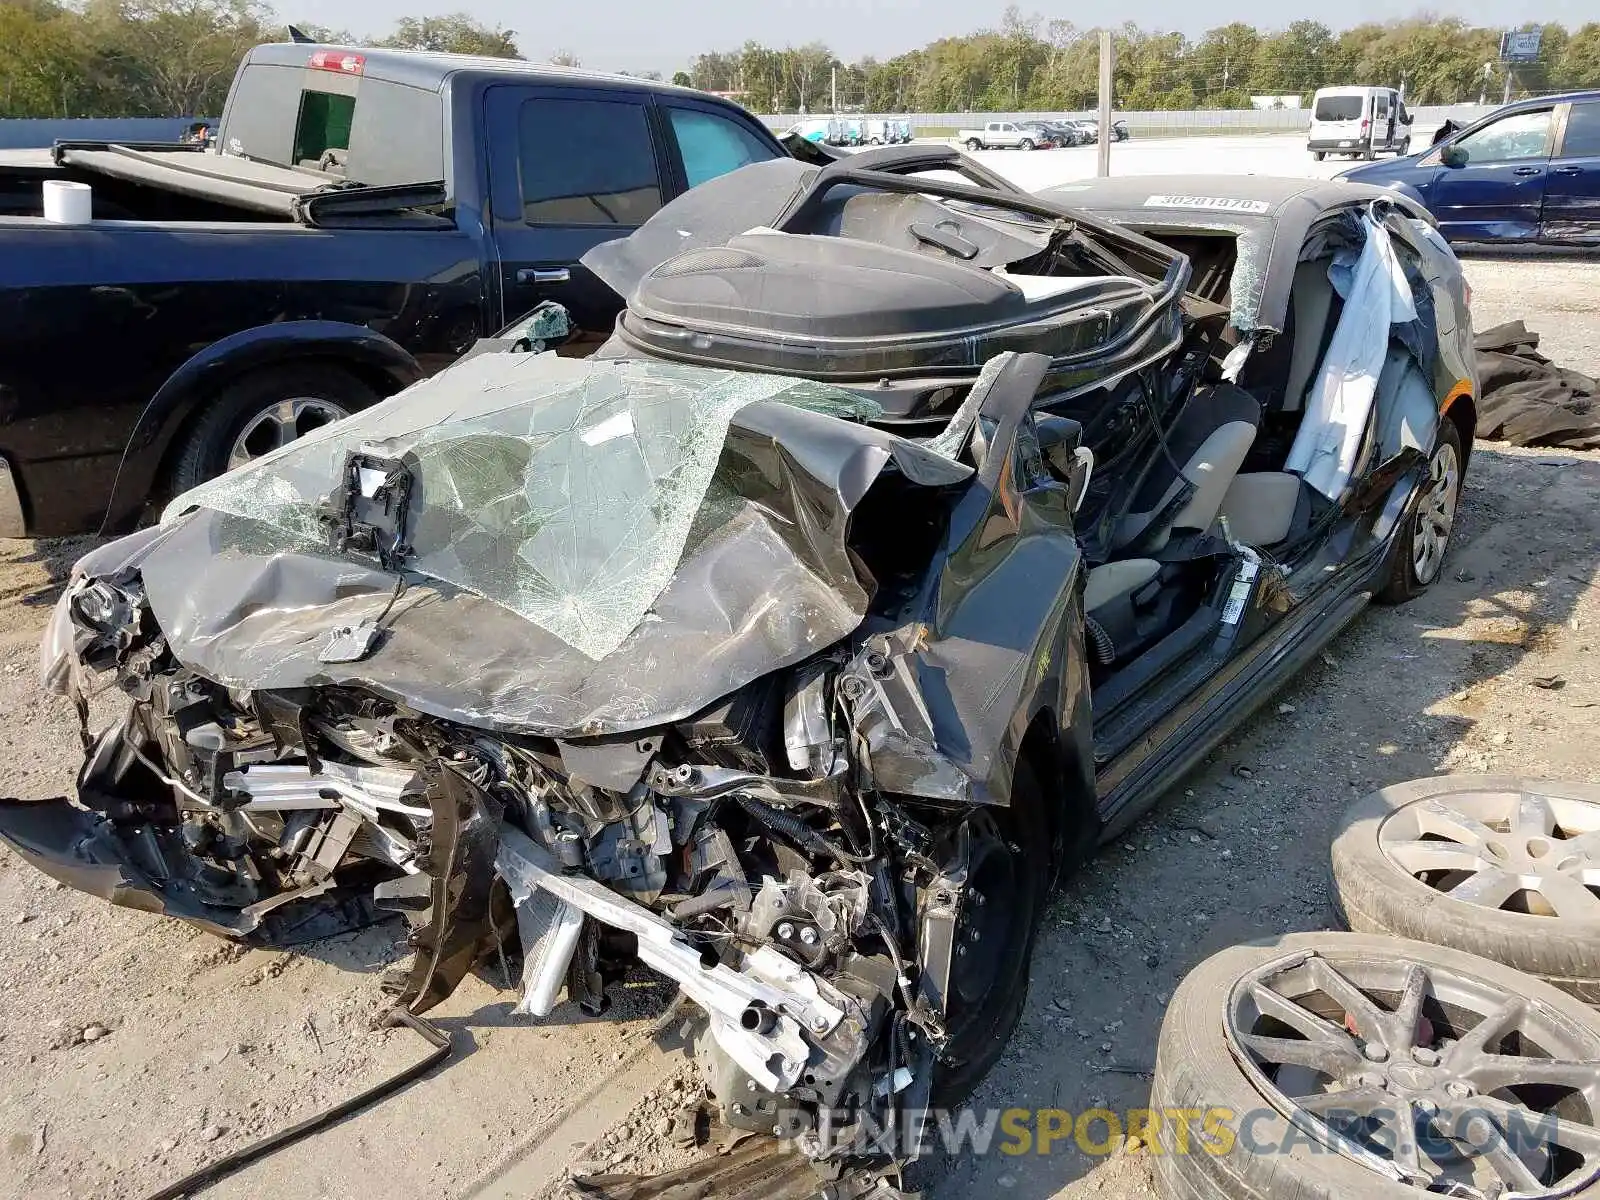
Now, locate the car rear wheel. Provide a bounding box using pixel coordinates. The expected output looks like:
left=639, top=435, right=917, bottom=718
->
left=965, top=138, right=982, bottom=151
left=1312, top=150, right=1326, bottom=161
left=1332, top=776, right=1600, bottom=1003
left=169, top=363, right=377, bottom=495
left=1152, top=932, right=1600, bottom=1200
left=1020, top=138, right=1035, bottom=151
left=1376, top=417, right=1462, bottom=604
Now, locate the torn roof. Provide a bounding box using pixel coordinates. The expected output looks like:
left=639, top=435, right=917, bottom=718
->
left=1038, top=174, right=1431, bottom=336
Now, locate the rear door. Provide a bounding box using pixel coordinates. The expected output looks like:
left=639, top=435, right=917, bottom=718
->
left=484, top=85, right=669, bottom=334
left=1313, top=92, right=1367, bottom=152
left=1542, top=99, right=1600, bottom=243
left=1429, top=105, right=1555, bottom=241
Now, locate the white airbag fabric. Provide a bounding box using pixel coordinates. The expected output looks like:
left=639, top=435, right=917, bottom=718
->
left=1285, top=214, right=1416, bottom=500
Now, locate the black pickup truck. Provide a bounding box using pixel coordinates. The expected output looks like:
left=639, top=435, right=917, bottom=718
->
left=0, top=42, right=788, bottom=536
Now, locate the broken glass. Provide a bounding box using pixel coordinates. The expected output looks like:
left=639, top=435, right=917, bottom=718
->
left=165, top=356, right=884, bottom=661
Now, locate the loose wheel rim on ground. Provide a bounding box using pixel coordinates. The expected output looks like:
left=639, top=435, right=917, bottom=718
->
left=1224, top=945, right=1600, bottom=1196
left=227, top=397, right=351, bottom=470
left=1378, top=785, right=1600, bottom=921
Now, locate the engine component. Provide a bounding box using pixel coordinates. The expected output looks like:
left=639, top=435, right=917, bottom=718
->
left=497, top=824, right=863, bottom=1094
left=740, top=871, right=870, bottom=969
left=513, top=888, right=586, bottom=1018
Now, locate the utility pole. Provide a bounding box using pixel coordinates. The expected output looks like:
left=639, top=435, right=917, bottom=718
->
left=1097, top=29, right=1113, bottom=178
left=1502, top=67, right=1513, bottom=106
left=831, top=66, right=837, bottom=113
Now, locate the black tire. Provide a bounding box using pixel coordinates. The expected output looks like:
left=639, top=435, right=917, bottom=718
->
left=965, top=138, right=983, bottom=151
left=1151, top=931, right=1600, bottom=1200
left=1312, top=150, right=1326, bottom=161
left=1331, top=776, right=1600, bottom=1004
left=930, top=757, right=1052, bottom=1105
left=169, top=364, right=378, bottom=494
left=1375, top=416, right=1463, bottom=604
left=1020, top=138, right=1035, bottom=151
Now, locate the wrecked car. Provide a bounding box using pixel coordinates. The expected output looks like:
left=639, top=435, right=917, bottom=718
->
left=1, top=151, right=1476, bottom=1179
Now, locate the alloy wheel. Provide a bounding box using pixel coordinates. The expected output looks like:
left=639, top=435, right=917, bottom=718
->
left=1412, top=438, right=1460, bottom=584
left=1378, top=787, right=1600, bottom=921
left=1226, top=948, right=1600, bottom=1197
left=227, top=397, right=350, bottom=470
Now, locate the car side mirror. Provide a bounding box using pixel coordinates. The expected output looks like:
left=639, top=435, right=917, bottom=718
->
left=1440, top=144, right=1468, bottom=169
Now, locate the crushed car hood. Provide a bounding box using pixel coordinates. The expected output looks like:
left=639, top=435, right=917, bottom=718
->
left=126, top=355, right=969, bottom=736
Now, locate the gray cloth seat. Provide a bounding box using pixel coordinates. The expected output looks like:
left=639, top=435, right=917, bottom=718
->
left=1086, top=383, right=1263, bottom=618
left=1216, top=472, right=1302, bottom=547
left=1282, top=259, right=1338, bottom=414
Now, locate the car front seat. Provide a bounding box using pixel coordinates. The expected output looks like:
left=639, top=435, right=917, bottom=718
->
left=1081, top=382, right=1262, bottom=639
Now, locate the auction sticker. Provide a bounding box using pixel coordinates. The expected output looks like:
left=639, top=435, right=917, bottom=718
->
left=1143, top=195, right=1272, bottom=214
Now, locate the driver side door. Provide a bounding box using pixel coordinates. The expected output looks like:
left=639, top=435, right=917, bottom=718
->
left=1430, top=106, right=1556, bottom=241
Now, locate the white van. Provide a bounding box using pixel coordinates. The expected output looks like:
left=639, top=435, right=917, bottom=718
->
left=1308, top=86, right=1414, bottom=161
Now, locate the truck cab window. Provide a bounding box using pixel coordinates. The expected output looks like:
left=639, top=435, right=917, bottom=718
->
left=293, top=90, right=355, bottom=169
left=666, top=107, right=774, bottom=189
left=518, top=98, right=661, bottom=226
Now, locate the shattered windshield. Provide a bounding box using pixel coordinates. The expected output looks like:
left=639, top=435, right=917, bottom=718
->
left=164, top=357, right=884, bottom=661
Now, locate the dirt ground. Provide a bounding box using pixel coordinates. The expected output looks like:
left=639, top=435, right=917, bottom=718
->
left=2, top=252, right=1599, bottom=1200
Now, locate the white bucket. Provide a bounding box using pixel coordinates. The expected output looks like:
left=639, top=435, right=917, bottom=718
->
left=43, top=179, right=92, bottom=223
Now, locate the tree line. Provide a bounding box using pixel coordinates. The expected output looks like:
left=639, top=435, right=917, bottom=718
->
left=0, top=0, right=530, bottom=118
left=2, top=1, right=1599, bottom=120
left=686, top=13, right=1600, bottom=113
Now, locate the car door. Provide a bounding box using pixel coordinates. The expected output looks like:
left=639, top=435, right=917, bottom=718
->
left=657, top=98, right=784, bottom=194
left=1542, top=99, right=1600, bottom=243
left=484, top=85, right=670, bottom=335
left=1429, top=106, right=1556, bottom=241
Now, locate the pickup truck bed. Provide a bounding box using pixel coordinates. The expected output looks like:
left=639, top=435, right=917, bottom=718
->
left=0, top=41, right=788, bottom=537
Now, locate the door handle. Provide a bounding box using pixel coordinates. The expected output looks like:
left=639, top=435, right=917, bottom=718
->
left=1511, top=166, right=1542, bottom=176
left=516, top=267, right=571, bottom=285
left=1553, top=166, right=1582, bottom=176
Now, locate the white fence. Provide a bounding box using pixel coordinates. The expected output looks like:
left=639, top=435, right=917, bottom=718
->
left=760, top=105, right=1498, bottom=136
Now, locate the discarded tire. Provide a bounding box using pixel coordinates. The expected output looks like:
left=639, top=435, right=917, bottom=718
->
left=1331, top=776, right=1600, bottom=1004
left=1150, top=931, right=1600, bottom=1200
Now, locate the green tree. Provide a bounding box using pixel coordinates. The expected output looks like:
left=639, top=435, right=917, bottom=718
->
left=378, top=13, right=520, bottom=58
left=0, top=1, right=89, bottom=117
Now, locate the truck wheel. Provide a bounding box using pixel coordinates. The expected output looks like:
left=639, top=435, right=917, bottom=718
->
left=965, top=138, right=983, bottom=151
left=1312, top=150, right=1326, bottom=161
left=1020, top=138, right=1035, bottom=151
left=169, top=364, right=377, bottom=495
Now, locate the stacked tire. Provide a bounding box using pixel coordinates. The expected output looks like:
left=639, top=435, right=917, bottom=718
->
left=1147, top=775, right=1600, bottom=1199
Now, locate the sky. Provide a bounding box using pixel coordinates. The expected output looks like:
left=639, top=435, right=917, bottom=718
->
left=296, top=0, right=1595, bottom=76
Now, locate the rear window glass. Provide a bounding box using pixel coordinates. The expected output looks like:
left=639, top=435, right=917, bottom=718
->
left=1315, top=96, right=1365, bottom=122
left=293, top=91, right=354, bottom=167
left=518, top=98, right=661, bottom=225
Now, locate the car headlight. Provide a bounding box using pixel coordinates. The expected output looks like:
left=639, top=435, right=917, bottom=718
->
left=38, top=582, right=79, bottom=696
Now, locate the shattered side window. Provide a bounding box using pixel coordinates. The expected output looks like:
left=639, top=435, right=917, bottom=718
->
left=163, top=358, right=883, bottom=661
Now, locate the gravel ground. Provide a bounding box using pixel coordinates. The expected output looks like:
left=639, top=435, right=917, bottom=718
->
left=1, top=253, right=1598, bottom=1200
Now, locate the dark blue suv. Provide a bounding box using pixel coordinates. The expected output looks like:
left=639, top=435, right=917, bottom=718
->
left=1341, top=91, right=1600, bottom=245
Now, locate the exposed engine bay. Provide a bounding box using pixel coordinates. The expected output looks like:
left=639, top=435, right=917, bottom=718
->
left=32, top=570, right=1028, bottom=1167
left=8, top=348, right=1094, bottom=1180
